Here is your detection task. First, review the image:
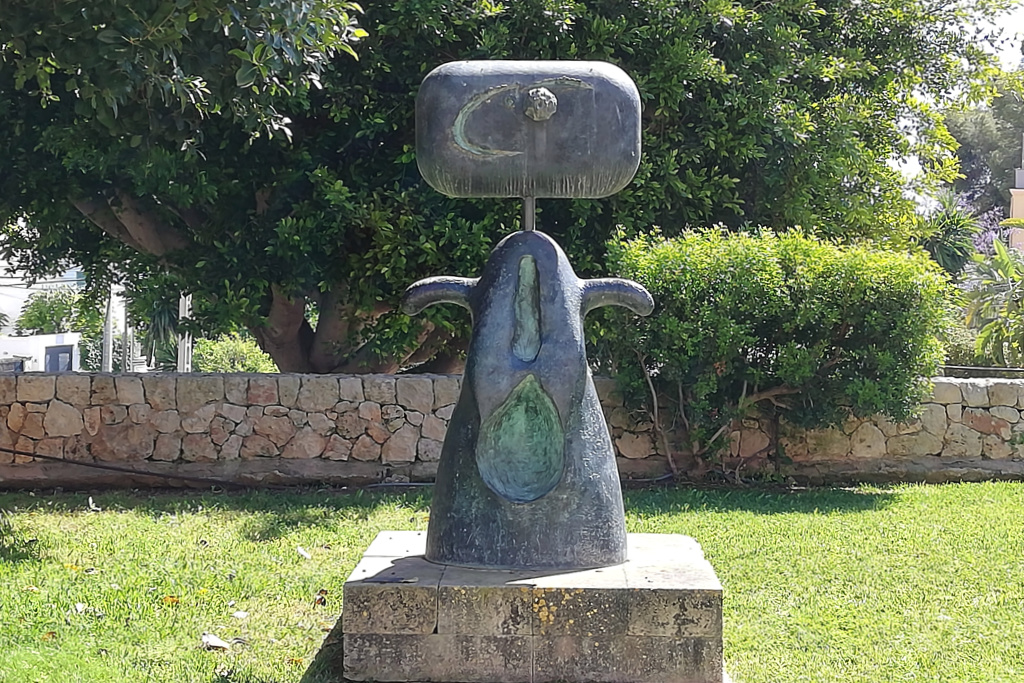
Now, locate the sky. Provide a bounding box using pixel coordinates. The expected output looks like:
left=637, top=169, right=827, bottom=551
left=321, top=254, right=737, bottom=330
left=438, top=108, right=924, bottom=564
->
left=994, top=2, right=1024, bottom=68
left=895, top=4, right=1024, bottom=184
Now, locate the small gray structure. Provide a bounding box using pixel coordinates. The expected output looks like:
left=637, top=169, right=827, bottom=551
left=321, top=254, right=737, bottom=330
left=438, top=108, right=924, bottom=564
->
left=327, top=60, right=727, bottom=683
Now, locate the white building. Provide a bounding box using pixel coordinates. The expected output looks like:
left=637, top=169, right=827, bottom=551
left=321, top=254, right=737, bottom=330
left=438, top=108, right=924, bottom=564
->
left=0, top=332, right=81, bottom=372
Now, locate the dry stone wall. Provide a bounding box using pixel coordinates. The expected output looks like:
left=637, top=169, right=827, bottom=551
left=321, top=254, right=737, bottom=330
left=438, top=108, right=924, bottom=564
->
left=0, top=374, right=1022, bottom=488
left=725, top=378, right=1024, bottom=484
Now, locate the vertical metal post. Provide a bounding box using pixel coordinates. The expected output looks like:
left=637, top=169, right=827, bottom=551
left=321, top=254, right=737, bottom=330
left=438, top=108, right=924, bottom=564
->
left=121, top=300, right=131, bottom=372
left=177, top=293, right=192, bottom=373
left=101, top=284, right=113, bottom=372
left=522, top=197, right=536, bottom=232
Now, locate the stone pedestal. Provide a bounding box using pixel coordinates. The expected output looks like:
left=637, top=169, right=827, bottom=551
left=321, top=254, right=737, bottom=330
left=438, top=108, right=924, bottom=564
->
left=336, top=531, right=725, bottom=683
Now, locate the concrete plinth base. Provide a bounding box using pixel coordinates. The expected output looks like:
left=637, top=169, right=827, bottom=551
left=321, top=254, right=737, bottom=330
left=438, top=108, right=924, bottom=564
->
left=331, top=531, right=725, bottom=683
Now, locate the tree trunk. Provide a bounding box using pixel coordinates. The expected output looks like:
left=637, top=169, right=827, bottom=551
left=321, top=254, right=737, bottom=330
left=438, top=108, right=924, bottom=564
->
left=250, top=285, right=315, bottom=372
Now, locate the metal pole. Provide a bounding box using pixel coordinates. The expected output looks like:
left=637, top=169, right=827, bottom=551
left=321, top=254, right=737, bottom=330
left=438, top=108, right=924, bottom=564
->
left=176, top=293, right=192, bottom=373
left=522, top=197, right=536, bottom=232
left=101, top=284, right=113, bottom=372
left=121, top=298, right=130, bottom=372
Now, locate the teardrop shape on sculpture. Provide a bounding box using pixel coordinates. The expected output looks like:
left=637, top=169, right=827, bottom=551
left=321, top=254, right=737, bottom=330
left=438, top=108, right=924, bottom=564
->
left=477, top=374, right=564, bottom=503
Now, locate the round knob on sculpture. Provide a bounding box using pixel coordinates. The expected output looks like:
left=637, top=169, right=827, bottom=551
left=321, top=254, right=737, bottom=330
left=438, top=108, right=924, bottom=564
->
left=525, top=87, right=557, bottom=121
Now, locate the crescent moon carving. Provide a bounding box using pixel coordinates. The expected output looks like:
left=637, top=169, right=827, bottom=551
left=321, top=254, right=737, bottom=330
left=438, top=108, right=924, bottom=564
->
left=451, top=78, right=595, bottom=158
left=451, top=84, right=522, bottom=158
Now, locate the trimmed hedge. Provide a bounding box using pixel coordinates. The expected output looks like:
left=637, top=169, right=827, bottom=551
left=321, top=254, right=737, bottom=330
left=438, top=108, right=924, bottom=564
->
left=595, top=229, right=951, bottom=464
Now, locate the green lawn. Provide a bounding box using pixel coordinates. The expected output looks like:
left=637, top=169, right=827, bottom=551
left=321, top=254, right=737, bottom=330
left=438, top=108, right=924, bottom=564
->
left=1, top=482, right=1022, bottom=682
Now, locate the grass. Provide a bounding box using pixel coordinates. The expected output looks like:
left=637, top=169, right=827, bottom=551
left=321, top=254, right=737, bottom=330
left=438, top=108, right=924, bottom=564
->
left=0, top=482, right=1021, bottom=682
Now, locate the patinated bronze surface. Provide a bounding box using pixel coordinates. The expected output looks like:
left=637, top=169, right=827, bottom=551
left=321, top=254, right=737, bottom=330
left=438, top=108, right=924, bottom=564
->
left=416, top=60, right=641, bottom=199
left=405, top=60, right=652, bottom=570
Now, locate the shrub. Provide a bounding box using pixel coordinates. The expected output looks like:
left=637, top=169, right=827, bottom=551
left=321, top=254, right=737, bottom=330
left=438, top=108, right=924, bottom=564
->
left=193, top=333, right=278, bottom=373
left=963, top=239, right=1024, bottom=366
left=916, top=192, right=979, bottom=278
left=596, top=229, right=950, bottom=469
left=941, top=320, right=985, bottom=367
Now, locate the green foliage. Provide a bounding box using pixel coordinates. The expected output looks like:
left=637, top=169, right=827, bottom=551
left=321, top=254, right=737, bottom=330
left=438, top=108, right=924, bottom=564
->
left=946, top=70, right=1024, bottom=213
left=941, top=317, right=985, bottom=366
left=916, top=192, right=980, bottom=278
left=192, top=332, right=278, bottom=373
left=15, top=287, right=114, bottom=371
left=0, top=0, right=1012, bottom=372
left=0, top=0, right=363, bottom=138
left=999, top=218, right=1024, bottom=228
left=964, top=239, right=1024, bottom=365
left=597, top=230, right=950, bottom=462
left=15, top=288, right=103, bottom=338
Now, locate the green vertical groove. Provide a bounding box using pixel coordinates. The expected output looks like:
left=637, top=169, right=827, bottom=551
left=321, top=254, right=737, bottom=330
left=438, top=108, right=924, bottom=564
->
left=512, top=255, right=541, bottom=362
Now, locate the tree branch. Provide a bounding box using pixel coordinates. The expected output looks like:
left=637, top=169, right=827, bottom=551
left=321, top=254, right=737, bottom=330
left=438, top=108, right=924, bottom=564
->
left=403, top=327, right=468, bottom=374
left=70, top=196, right=149, bottom=253
left=742, top=385, right=800, bottom=410
left=309, top=286, right=392, bottom=374
left=108, top=190, right=191, bottom=255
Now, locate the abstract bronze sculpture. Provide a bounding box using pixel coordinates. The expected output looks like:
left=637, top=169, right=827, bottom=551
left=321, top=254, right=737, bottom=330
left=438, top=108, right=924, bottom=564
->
left=403, top=61, right=653, bottom=570
left=329, top=62, right=724, bottom=683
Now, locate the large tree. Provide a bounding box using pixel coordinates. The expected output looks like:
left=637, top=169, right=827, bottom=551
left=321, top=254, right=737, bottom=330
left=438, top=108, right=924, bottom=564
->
left=0, top=0, right=1013, bottom=373
left=946, top=69, right=1024, bottom=215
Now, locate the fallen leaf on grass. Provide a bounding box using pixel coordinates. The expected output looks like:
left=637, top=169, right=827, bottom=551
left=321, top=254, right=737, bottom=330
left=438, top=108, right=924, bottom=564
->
left=41, top=631, right=56, bottom=641
left=162, top=596, right=180, bottom=605
left=314, top=588, right=328, bottom=607
left=297, top=546, right=312, bottom=560
left=201, top=632, right=232, bottom=650
left=63, top=563, right=81, bottom=572
left=288, top=658, right=304, bottom=666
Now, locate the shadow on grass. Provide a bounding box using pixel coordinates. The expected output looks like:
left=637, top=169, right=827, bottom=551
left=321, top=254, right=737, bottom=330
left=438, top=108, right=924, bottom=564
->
left=0, top=509, right=40, bottom=564
left=299, top=619, right=346, bottom=683
left=0, top=487, right=433, bottom=544
left=624, top=485, right=897, bottom=516
left=209, top=671, right=287, bottom=683
left=0, top=483, right=895, bottom=549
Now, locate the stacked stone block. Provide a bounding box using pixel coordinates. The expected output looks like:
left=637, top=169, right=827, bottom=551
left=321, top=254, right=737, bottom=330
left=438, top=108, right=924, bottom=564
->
left=3, top=373, right=1024, bottom=486
left=722, top=378, right=1024, bottom=482
left=341, top=531, right=724, bottom=683
left=0, top=373, right=460, bottom=467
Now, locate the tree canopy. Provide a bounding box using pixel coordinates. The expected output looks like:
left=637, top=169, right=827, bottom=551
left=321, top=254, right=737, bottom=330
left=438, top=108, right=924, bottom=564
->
left=0, top=0, right=1013, bottom=373
left=946, top=69, right=1024, bottom=215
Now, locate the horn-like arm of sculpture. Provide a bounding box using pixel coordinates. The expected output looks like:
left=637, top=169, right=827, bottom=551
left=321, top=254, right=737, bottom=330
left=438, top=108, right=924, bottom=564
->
left=580, top=278, right=654, bottom=316
left=401, top=276, right=478, bottom=315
